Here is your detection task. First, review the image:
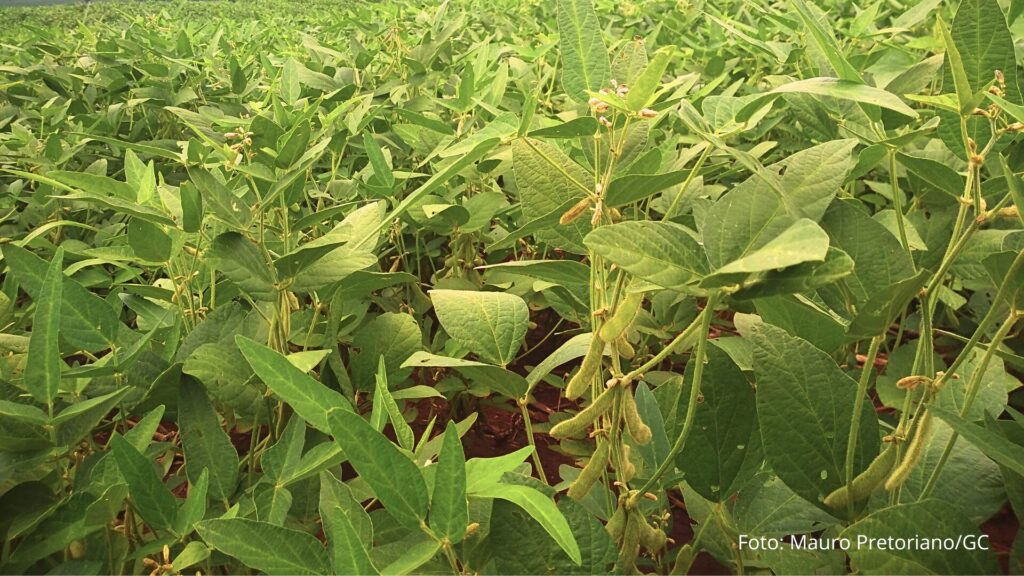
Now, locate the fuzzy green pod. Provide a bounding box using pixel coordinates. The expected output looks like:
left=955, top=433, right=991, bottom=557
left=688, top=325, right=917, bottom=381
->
left=671, top=545, right=696, bottom=575
left=638, top=515, right=667, bottom=551
left=598, top=291, right=643, bottom=342
left=617, top=511, right=641, bottom=573
left=618, top=443, right=636, bottom=482
left=565, top=335, right=604, bottom=400
left=616, top=335, right=635, bottom=360
left=621, top=388, right=652, bottom=445
left=885, top=409, right=933, bottom=491
left=560, top=196, right=593, bottom=225
left=823, top=444, right=898, bottom=510
left=567, top=441, right=610, bottom=501
left=549, top=386, right=616, bottom=439
left=606, top=504, right=626, bottom=542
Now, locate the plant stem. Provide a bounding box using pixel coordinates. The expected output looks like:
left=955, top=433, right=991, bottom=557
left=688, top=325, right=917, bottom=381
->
left=632, top=292, right=719, bottom=498
left=843, top=334, right=882, bottom=520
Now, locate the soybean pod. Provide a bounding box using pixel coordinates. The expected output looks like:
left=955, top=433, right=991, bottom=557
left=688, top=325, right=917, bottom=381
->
left=565, top=335, right=604, bottom=400
left=598, top=290, right=643, bottom=342
left=823, top=443, right=898, bottom=510
left=620, top=387, right=652, bottom=445
left=885, top=409, right=933, bottom=491
left=567, top=441, right=610, bottom=501
left=549, top=385, right=616, bottom=439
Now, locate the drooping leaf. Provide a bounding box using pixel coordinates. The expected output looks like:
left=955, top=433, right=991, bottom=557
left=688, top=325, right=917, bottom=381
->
left=474, top=482, right=581, bottom=565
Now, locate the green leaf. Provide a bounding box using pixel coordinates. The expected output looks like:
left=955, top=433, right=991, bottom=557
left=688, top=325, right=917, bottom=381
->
left=196, top=518, right=330, bottom=575
left=846, top=270, right=928, bottom=339
left=473, top=482, right=581, bottom=565
left=733, top=247, right=855, bottom=301
left=896, top=153, right=965, bottom=198
left=430, top=422, right=469, bottom=544
left=527, top=117, right=599, bottom=139
left=178, top=378, right=239, bottom=502
left=938, top=17, right=979, bottom=115
left=1000, top=154, right=1024, bottom=227
left=25, top=248, right=63, bottom=407
left=764, top=78, right=917, bottom=117
left=281, top=58, right=302, bottom=103
left=929, top=406, right=1024, bottom=477
left=703, top=140, right=855, bottom=269
left=754, top=294, right=846, bottom=353
left=938, top=0, right=1021, bottom=157
left=319, top=473, right=378, bottom=575
left=277, top=120, right=311, bottom=169
left=186, top=167, right=250, bottom=230
left=173, top=468, right=209, bottom=536
left=751, top=323, right=879, bottom=507
left=401, top=352, right=529, bottom=399
left=55, top=388, right=130, bottom=446
left=372, top=356, right=414, bottom=450
left=172, top=541, right=211, bottom=572
left=379, top=538, right=442, bottom=576
left=236, top=336, right=353, bottom=433
left=350, top=312, right=422, bottom=387
left=790, top=0, right=862, bottom=82
left=359, top=137, right=499, bottom=248
left=363, top=132, right=395, bottom=188
left=0, top=400, right=49, bottom=425
left=841, top=499, right=999, bottom=574
left=465, top=446, right=535, bottom=493
left=261, top=416, right=306, bottom=484
left=584, top=221, right=708, bottom=291
left=821, top=199, right=917, bottom=305
left=127, top=218, right=173, bottom=263
left=180, top=181, right=204, bottom=233
left=110, top=434, right=177, bottom=531
left=557, top=0, right=610, bottom=102
left=430, top=290, right=529, bottom=366
left=326, top=408, right=428, bottom=529
left=208, top=232, right=277, bottom=301
left=290, top=248, right=375, bottom=293
left=702, top=218, right=830, bottom=287
left=488, top=482, right=616, bottom=574
left=511, top=138, right=593, bottom=254
left=625, top=47, right=673, bottom=111
left=679, top=347, right=762, bottom=501
left=2, top=246, right=117, bottom=352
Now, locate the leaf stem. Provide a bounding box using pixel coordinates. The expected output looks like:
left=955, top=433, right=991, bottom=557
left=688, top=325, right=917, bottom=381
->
left=843, top=334, right=882, bottom=520
left=662, top=143, right=713, bottom=221
left=518, top=398, right=548, bottom=484
left=632, top=292, right=719, bottom=498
